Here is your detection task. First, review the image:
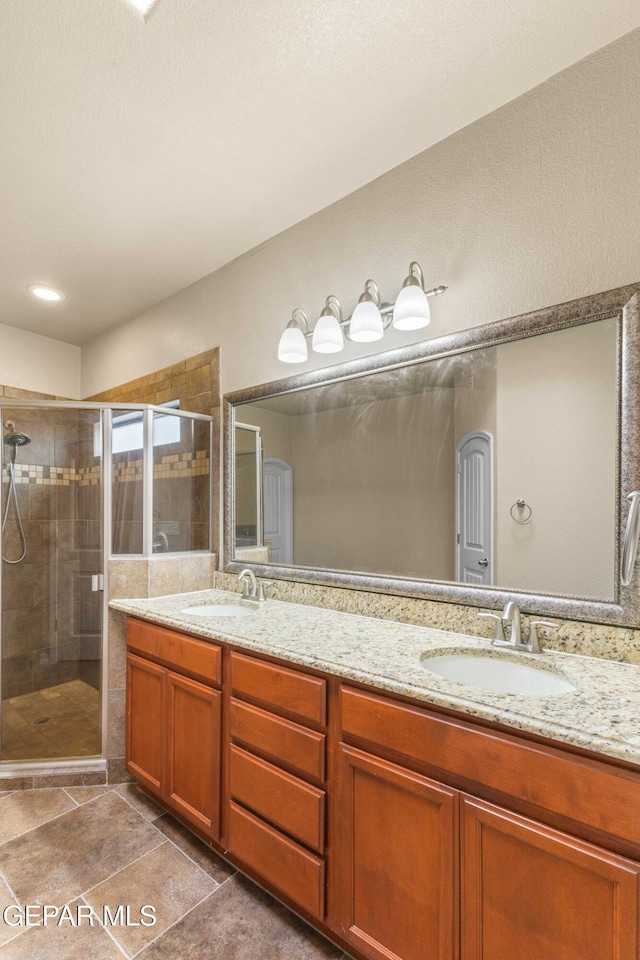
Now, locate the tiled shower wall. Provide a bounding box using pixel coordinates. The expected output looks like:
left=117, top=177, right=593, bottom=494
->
left=111, top=431, right=211, bottom=555
left=1, top=405, right=101, bottom=701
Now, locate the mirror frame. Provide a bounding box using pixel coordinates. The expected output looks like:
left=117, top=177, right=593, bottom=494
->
left=223, top=283, right=640, bottom=626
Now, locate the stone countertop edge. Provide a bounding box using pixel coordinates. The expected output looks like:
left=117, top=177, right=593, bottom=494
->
left=111, top=589, right=640, bottom=768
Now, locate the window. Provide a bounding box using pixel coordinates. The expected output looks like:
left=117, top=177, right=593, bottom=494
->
left=94, top=400, right=181, bottom=456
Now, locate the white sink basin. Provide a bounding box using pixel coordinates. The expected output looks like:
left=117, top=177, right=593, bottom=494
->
left=179, top=603, right=257, bottom=618
left=421, top=652, right=576, bottom=696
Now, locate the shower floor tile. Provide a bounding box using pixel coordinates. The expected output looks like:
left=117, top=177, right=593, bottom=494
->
left=1, top=680, right=100, bottom=761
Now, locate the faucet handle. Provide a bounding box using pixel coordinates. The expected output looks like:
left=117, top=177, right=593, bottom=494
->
left=478, top=612, right=506, bottom=643
left=528, top=620, right=558, bottom=654
left=254, top=580, right=273, bottom=602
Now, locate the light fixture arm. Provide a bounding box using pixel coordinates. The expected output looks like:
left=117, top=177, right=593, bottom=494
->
left=324, top=295, right=343, bottom=322
left=361, top=279, right=381, bottom=307
left=289, top=308, right=309, bottom=333
left=406, top=261, right=425, bottom=290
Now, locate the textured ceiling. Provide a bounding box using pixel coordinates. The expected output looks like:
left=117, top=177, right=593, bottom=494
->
left=1, top=0, right=638, bottom=345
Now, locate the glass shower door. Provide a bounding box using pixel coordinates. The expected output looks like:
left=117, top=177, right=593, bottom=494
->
left=0, top=406, right=103, bottom=763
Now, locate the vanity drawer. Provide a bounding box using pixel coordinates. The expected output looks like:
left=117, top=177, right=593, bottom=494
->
left=229, top=697, right=325, bottom=783
left=127, top=619, right=221, bottom=686
left=227, top=801, right=325, bottom=919
left=340, top=686, right=640, bottom=847
left=230, top=652, right=326, bottom=725
left=229, top=744, right=325, bottom=852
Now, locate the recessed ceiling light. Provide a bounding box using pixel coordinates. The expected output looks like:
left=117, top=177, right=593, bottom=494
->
left=120, top=0, right=163, bottom=21
left=27, top=284, right=66, bottom=302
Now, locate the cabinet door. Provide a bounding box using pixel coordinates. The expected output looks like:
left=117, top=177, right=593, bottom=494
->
left=461, top=794, right=640, bottom=960
left=126, top=652, right=165, bottom=794
left=336, top=744, right=458, bottom=960
left=166, top=671, right=222, bottom=839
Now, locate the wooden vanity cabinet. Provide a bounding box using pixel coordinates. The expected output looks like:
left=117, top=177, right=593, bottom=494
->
left=126, top=619, right=222, bottom=839
left=124, top=617, right=640, bottom=960
left=460, top=794, right=640, bottom=960
left=335, top=743, right=458, bottom=960
left=225, top=651, right=328, bottom=920
left=337, top=683, right=640, bottom=960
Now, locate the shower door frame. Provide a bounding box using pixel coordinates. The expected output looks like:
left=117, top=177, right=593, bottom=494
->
left=0, top=399, right=215, bottom=778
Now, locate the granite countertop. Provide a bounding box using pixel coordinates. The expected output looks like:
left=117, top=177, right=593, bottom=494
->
left=111, top=588, right=640, bottom=767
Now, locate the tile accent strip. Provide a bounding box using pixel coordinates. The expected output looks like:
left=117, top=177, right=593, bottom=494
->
left=3, top=454, right=210, bottom=486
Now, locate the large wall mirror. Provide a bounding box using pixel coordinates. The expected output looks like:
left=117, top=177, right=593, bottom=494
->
left=224, top=284, right=640, bottom=625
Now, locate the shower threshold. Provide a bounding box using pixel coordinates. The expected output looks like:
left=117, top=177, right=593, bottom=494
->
left=0, top=757, right=106, bottom=779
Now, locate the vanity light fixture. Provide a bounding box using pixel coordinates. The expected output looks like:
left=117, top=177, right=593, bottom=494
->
left=312, top=296, right=344, bottom=354
left=350, top=280, right=384, bottom=342
left=393, top=262, right=432, bottom=330
left=277, top=309, right=309, bottom=363
left=277, top=262, right=446, bottom=363
left=27, top=284, right=66, bottom=302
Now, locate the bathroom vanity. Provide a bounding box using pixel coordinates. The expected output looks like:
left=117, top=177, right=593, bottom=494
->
left=114, top=590, right=640, bottom=960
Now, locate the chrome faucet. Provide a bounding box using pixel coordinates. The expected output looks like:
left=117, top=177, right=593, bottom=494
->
left=502, top=601, right=523, bottom=646
left=237, top=568, right=257, bottom=599
left=478, top=602, right=557, bottom=654
left=236, top=569, right=271, bottom=602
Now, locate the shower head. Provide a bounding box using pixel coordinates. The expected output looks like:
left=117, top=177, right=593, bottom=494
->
left=3, top=422, right=31, bottom=460
left=3, top=431, right=31, bottom=448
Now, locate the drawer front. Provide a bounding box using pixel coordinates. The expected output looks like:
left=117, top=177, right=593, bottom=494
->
left=127, top=618, right=221, bottom=686
left=227, top=801, right=325, bottom=919
left=230, top=698, right=325, bottom=783
left=340, top=686, right=640, bottom=847
left=229, top=744, right=325, bottom=852
left=230, top=652, right=326, bottom=725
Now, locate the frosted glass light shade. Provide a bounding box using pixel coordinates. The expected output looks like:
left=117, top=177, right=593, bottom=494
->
left=278, top=325, right=308, bottom=363
left=349, top=300, right=384, bottom=342
left=312, top=314, right=344, bottom=353
left=392, top=284, right=431, bottom=330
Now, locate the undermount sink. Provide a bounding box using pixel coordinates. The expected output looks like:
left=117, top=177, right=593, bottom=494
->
left=421, top=652, right=576, bottom=696
left=179, top=603, right=257, bottom=618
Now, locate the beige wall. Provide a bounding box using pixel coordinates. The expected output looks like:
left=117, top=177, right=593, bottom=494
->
left=246, top=391, right=455, bottom=579
left=495, top=320, right=617, bottom=597
left=81, top=31, right=640, bottom=402
left=453, top=351, right=497, bottom=450
left=0, top=323, right=80, bottom=399
left=241, top=407, right=293, bottom=465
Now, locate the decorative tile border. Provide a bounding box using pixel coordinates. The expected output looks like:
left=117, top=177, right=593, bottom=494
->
left=3, top=453, right=210, bottom=487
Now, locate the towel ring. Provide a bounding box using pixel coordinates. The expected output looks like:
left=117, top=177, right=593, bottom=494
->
left=510, top=499, right=532, bottom=523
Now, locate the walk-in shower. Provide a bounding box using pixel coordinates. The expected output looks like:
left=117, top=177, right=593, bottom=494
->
left=0, top=400, right=213, bottom=775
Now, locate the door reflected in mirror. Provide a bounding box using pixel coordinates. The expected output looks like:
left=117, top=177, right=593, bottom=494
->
left=232, top=316, right=618, bottom=601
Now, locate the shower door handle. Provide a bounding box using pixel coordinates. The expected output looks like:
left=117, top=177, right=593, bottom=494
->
left=91, top=574, right=104, bottom=592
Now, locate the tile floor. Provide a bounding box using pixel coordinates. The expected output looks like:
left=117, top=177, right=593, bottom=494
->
left=1, top=680, right=101, bottom=761
left=0, top=785, right=347, bottom=959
